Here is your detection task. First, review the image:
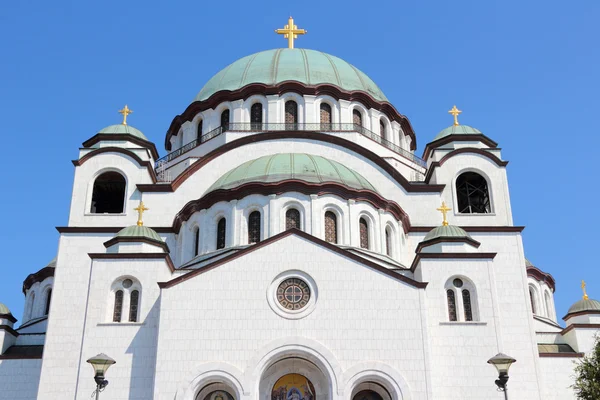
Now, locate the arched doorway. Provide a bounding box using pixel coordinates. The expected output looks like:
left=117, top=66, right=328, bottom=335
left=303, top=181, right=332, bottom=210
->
left=195, top=383, right=237, bottom=400
left=271, top=374, right=315, bottom=400
left=260, top=358, right=331, bottom=400
left=351, top=382, right=391, bottom=400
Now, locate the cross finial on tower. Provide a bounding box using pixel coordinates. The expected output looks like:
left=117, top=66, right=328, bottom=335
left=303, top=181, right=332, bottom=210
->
left=436, top=201, right=452, bottom=226
left=582, top=280, right=589, bottom=300
left=134, top=201, right=149, bottom=226
left=448, top=105, right=462, bottom=126
left=275, top=16, right=307, bottom=49
left=118, top=105, right=133, bottom=125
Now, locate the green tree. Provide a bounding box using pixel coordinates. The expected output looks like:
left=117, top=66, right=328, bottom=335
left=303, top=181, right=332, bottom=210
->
left=573, top=336, right=600, bottom=399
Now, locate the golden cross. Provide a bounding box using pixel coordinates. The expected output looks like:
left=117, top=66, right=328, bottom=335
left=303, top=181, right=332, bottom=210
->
left=436, top=201, right=452, bottom=226
left=118, top=105, right=133, bottom=125
left=134, top=201, right=149, bottom=226
left=448, top=105, right=462, bottom=126
left=582, top=280, right=589, bottom=300
left=275, top=16, right=307, bottom=49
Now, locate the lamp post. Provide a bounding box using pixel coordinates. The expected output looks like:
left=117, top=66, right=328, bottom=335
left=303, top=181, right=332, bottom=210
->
left=86, top=353, right=116, bottom=400
left=487, top=353, right=516, bottom=400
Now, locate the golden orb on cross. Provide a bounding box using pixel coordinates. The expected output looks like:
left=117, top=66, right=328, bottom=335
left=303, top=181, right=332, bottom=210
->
left=436, top=201, right=452, bottom=226
left=134, top=201, right=149, bottom=226
left=118, top=105, right=133, bottom=125
left=275, top=16, right=307, bottom=49
left=448, top=105, right=462, bottom=126
left=582, top=280, right=589, bottom=300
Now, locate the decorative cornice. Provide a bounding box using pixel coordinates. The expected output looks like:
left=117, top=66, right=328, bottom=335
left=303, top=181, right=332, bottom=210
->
left=57, top=226, right=175, bottom=234
left=422, top=134, right=498, bottom=160
left=408, top=226, right=525, bottom=233
left=538, top=352, right=584, bottom=358
left=102, top=236, right=170, bottom=253
left=72, top=147, right=157, bottom=183
left=172, top=180, right=411, bottom=234
left=165, top=81, right=417, bottom=151
left=158, top=229, right=428, bottom=290
left=527, top=265, right=556, bottom=292
left=561, top=323, right=600, bottom=335
left=0, top=313, right=17, bottom=324
left=82, top=134, right=159, bottom=160
left=88, top=252, right=175, bottom=272
left=140, top=131, right=445, bottom=194
left=563, top=310, right=600, bottom=322
left=424, top=148, right=508, bottom=183
left=415, top=236, right=481, bottom=253
left=410, top=252, right=497, bottom=272
left=22, top=266, right=55, bottom=295
left=0, top=325, right=19, bottom=337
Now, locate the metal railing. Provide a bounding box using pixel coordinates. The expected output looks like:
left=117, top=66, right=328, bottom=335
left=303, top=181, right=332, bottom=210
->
left=157, top=123, right=426, bottom=167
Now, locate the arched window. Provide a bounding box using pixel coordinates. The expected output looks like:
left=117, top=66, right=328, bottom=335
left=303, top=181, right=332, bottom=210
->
left=251, top=103, right=263, bottom=130
left=220, top=109, right=230, bottom=131
left=379, top=120, right=385, bottom=137
left=44, top=289, right=52, bottom=316
left=217, top=217, right=226, bottom=249
left=320, top=103, right=332, bottom=131
left=545, top=291, right=553, bottom=319
left=529, top=286, right=537, bottom=314
left=324, top=211, right=338, bottom=244
left=285, top=100, right=298, bottom=129
left=447, top=289, right=457, bottom=321
left=446, top=277, right=478, bottom=321
left=113, top=290, right=124, bottom=322
left=353, top=109, right=363, bottom=129
left=385, top=227, right=392, bottom=257
left=197, top=119, right=203, bottom=141
left=90, top=171, right=126, bottom=214
left=129, top=290, right=139, bottom=322
left=359, top=218, right=369, bottom=249
left=353, top=390, right=384, bottom=400
left=462, top=289, right=473, bottom=321
left=286, top=208, right=301, bottom=230
left=193, top=227, right=200, bottom=257
left=27, top=292, right=35, bottom=320
left=248, top=211, right=261, bottom=244
left=456, top=172, right=491, bottom=213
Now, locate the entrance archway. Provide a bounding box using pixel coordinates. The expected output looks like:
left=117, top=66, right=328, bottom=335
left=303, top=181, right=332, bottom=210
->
left=260, top=358, right=330, bottom=400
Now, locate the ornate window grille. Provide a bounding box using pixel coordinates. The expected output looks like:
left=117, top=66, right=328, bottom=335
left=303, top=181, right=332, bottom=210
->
left=285, top=101, right=298, bottom=129
left=286, top=208, right=301, bottom=230
left=251, top=103, right=263, bottom=130
left=193, top=227, right=200, bottom=257
left=462, top=289, right=473, bottom=321
left=217, top=218, right=226, bottom=249
left=359, top=218, right=369, bottom=249
left=113, top=290, right=123, bottom=322
left=129, top=290, right=139, bottom=322
left=320, top=103, right=332, bottom=131
left=220, top=109, right=230, bottom=131
left=456, top=172, right=491, bottom=213
left=353, top=109, right=362, bottom=128
left=324, top=211, right=338, bottom=244
left=248, top=211, right=261, bottom=244
left=447, top=289, right=457, bottom=321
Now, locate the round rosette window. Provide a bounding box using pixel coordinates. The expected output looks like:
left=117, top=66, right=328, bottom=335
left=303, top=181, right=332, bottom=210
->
left=268, top=271, right=318, bottom=319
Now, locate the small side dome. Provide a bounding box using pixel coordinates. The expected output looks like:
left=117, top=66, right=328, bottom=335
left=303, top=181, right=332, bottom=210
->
left=423, top=225, right=471, bottom=242
left=116, top=225, right=163, bottom=243
left=567, top=298, right=600, bottom=315
left=0, top=302, right=10, bottom=315
left=434, top=125, right=482, bottom=141
left=98, top=124, right=148, bottom=141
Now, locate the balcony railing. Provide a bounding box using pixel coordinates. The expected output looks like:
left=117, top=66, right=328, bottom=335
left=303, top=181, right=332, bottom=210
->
left=156, top=123, right=426, bottom=168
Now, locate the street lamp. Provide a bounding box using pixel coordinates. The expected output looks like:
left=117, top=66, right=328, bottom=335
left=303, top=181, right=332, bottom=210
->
left=86, top=353, right=116, bottom=400
left=487, top=353, right=516, bottom=400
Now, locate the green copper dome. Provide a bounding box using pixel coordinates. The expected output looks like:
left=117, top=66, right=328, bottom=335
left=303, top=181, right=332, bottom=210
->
left=0, top=303, right=10, bottom=315
left=195, top=49, right=388, bottom=102
left=567, top=298, right=600, bottom=315
left=98, top=124, right=148, bottom=141
left=208, top=153, right=377, bottom=193
left=116, top=225, right=163, bottom=243
left=434, top=125, right=482, bottom=141
left=423, top=225, right=471, bottom=242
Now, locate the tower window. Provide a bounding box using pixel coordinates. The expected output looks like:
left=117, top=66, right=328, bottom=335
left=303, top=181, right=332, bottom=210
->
left=197, top=119, right=203, bottom=142
left=217, top=217, right=226, bottom=249
left=456, top=172, right=491, bottom=213
left=129, top=290, right=139, bottom=322
left=285, top=100, right=298, bottom=129
left=359, top=218, right=369, bottom=249
left=44, top=289, right=52, bottom=316
left=90, top=171, right=126, bottom=214
left=462, top=289, right=473, bottom=321
left=379, top=120, right=385, bottom=137
left=113, top=290, right=124, bottom=322
left=111, top=277, right=142, bottom=323
left=324, top=211, right=338, bottom=244
left=353, top=109, right=363, bottom=128
left=286, top=208, right=301, bottom=230
left=248, top=211, right=261, bottom=244
left=529, top=286, right=537, bottom=314
left=446, top=277, right=478, bottom=322
left=447, top=289, right=457, bottom=321
left=251, top=103, right=263, bottom=130
left=220, top=109, right=230, bottom=131
left=193, top=227, right=200, bottom=257
left=320, top=103, right=332, bottom=130
left=385, top=228, right=392, bottom=257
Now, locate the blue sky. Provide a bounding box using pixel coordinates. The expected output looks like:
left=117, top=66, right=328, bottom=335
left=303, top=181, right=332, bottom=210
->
left=0, top=0, right=598, bottom=322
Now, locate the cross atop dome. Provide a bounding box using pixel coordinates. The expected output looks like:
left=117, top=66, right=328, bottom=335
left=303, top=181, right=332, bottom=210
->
left=275, top=16, right=307, bottom=49
left=448, top=105, right=462, bottom=126
left=118, top=105, right=133, bottom=125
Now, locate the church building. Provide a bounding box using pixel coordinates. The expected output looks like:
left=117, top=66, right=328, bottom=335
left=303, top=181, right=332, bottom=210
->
left=1, top=18, right=598, bottom=400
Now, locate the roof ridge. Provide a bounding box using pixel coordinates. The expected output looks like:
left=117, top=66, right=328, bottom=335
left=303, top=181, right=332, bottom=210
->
left=300, top=49, right=311, bottom=84
left=321, top=52, right=342, bottom=86
left=271, top=49, right=282, bottom=84
left=240, top=52, right=259, bottom=87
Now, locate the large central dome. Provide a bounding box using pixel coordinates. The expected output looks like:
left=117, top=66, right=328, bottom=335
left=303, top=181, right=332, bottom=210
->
left=195, top=49, right=388, bottom=102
